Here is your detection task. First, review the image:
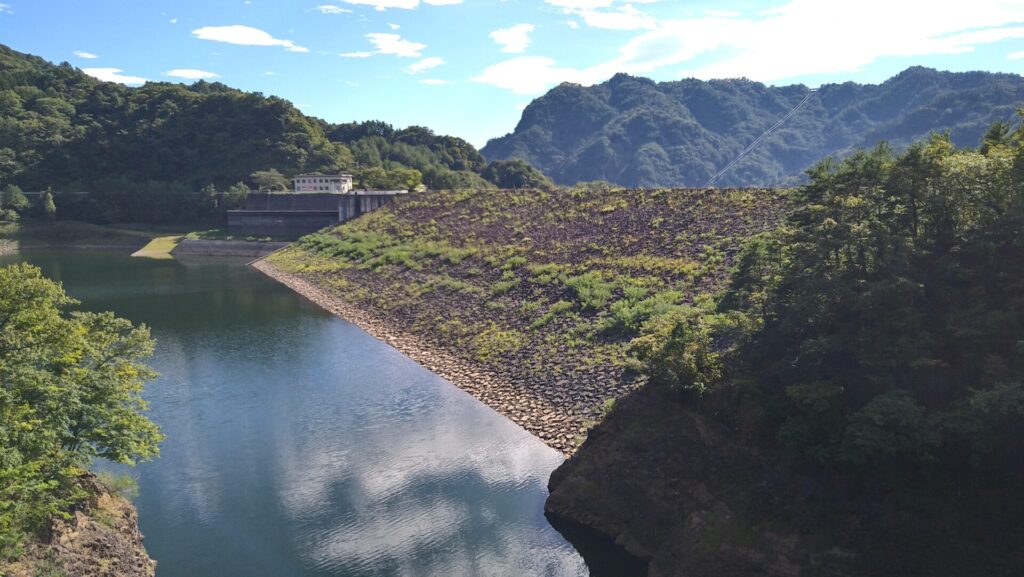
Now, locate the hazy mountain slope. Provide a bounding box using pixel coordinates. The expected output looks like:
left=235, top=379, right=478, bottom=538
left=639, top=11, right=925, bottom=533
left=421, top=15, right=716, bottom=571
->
left=482, top=67, right=1024, bottom=187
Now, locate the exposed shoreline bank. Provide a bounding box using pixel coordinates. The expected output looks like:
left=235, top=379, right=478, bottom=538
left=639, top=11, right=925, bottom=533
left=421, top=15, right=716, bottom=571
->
left=252, top=258, right=583, bottom=455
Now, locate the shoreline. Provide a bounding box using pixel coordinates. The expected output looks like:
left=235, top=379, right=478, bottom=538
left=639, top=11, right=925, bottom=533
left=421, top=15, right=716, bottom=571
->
left=252, top=258, right=583, bottom=456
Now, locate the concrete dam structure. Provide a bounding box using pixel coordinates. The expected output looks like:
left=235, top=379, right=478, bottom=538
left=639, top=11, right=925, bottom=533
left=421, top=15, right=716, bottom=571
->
left=227, top=190, right=405, bottom=238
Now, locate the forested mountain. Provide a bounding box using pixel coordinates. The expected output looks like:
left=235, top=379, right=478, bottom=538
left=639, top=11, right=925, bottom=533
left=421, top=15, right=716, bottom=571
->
left=0, top=45, right=537, bottom=193
left=481, top=67, right=1024, bottom=187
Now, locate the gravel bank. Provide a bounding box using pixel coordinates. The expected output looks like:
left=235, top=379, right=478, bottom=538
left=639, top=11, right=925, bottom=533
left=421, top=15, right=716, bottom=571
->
left=253, top=258, right=584, bottom=455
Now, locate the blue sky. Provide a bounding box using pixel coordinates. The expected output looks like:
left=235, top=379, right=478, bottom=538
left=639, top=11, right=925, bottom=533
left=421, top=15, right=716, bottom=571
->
left=3, top=0, right=1024, bottom=147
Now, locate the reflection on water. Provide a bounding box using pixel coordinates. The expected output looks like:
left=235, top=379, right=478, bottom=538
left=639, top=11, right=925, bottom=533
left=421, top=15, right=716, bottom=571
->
left=3, top=251, right=589, bottom=577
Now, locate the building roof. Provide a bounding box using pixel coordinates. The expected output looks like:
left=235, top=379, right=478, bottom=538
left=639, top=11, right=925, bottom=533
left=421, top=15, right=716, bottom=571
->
left=294, top=173, right=353, bottom=179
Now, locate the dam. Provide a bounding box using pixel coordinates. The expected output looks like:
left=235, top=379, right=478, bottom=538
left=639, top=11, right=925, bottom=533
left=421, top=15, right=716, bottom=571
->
left=227, top=189, right=406, bottom=238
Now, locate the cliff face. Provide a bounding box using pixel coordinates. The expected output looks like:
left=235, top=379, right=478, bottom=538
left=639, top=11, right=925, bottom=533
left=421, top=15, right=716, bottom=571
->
left=1, top=477, right=155, bottom=577
left=547, top=383, right=1024, bottom=577
left=546, top=385, right=860, bottom=577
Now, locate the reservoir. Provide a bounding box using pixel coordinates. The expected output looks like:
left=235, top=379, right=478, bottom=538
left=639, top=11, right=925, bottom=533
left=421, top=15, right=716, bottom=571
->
left=1, top=250, right=589, bottom=577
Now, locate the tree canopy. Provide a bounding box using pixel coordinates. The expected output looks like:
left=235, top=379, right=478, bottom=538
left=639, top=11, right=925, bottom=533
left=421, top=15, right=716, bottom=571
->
left=0, top=264, right=162, bottom=558
left=0, top=44, right=550, bottom=212
left=641, top=125, right=1024, bottom=476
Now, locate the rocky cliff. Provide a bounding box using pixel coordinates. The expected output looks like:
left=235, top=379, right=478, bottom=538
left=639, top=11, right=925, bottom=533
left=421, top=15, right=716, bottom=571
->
left=1, top=476, right=155, bottom=577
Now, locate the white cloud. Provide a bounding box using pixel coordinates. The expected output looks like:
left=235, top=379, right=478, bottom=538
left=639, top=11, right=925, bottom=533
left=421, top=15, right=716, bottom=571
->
left=316, top=4, right=352, bottom=13
left=192, top=25, right=308, bottom=52
left=165, top=68, right=220, bottom=80
left=341, top=51, right=374, bottom=58
left=263, top=70, right=279, bottom=75
left=490, top=24, right=535, bottom=53
left=388, top=22, right=400, bottom=29
left=471, top=56, right=587, bottom=95
left=404, top=56, right=444, bottom=73
left=170, top=17, right=179, bottom=24
left=359, top=32, right=426, bottom=57
left=544, top=0, right=614, bottom=8
left=82, top=67, right=147, bottom=85
left=0, top=4, right=11, bottom=14
left=419, top=78, right=450, bottom=85
left=337, top=0, right=461, bottom=10
left=1009, top=50, right=1024, bottom=59
left=566, top=20, right=579, bottom=29
left=476, top=0, right=1024, bottom=95
left=575, top=4, right=657, bottom=30
left=73, top=51, right=99, bottom=59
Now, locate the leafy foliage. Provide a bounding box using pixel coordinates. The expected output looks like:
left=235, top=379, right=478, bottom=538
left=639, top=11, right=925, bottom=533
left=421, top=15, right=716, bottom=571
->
left=0, top=44, right=550, bottom=222
left=483, top=68, right=1024, bottom=187
left=0, top=264, right=162, bottom=558
left=646, top=126, right=1024, bottom=474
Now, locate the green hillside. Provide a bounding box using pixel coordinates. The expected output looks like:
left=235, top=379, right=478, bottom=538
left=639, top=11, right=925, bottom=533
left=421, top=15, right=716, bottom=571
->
left=0, top=45, right=547, bottom=195
left=267, top=184, right=785, bottom=453
left=482, top=67, right=1024, bottom=187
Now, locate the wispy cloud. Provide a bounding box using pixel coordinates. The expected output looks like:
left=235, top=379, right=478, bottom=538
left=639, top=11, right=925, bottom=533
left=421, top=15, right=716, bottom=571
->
left=404, top=56, right=444, bottom=73
left=165, top=68, right=220, bottom=80
left=336, top=0, right=461, bottom=11
left=477, top=0, right=1024, bottom=95
left=344, top=32, right=426, bottom=57
left=490, top=24, right=535, bottom=53
left=73, top=51, right=99, bottom=59
left=83, top=67, right=147, bottom=85
left=545, top=0, right=656, bottom=30
left=388, top=22, right=400, bottom=29
left=192, top=25, right=308, bottom=52
left=0, top=4, right=11, bottom=14
left=316, top=4, right=352, bottom=13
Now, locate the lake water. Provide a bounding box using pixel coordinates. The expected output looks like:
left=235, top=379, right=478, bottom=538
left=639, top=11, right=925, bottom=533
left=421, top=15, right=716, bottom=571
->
left=2, top=250, right=593, bottom=577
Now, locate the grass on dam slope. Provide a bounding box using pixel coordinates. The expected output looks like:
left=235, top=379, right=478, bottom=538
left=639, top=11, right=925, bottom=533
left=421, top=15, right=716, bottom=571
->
left=267, top=185, right=787, bottom=448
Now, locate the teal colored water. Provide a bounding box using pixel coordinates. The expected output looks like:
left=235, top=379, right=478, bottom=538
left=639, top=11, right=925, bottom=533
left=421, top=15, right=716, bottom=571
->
left=2, top=251, right=591, bottom=577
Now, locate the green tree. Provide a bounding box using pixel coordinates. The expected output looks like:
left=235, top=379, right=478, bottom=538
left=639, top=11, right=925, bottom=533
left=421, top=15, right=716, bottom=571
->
left=221, top=182, right=250, bottom=210
left=481, top=159, right=554, bottom=190
left=199, top=183, right=218, bottom=215
left=0, top=264, right=163, bottom=557
left=711, top=132, right=1024, bottom=470
left=0, top=184, right=28, bottom=212
left=249, top=169, right=289, bottom=192
left=36, top=188, right=56, bottom=221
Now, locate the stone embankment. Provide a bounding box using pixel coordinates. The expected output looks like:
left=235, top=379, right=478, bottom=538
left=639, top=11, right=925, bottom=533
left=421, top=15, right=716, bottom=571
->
left=253, top=259, right=587, bottom=455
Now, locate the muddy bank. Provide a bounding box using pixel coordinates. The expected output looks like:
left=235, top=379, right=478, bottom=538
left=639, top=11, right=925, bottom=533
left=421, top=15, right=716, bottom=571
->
left=253, top=258, right=582, bottom=455
left=171, top=238, right=288, bottom=258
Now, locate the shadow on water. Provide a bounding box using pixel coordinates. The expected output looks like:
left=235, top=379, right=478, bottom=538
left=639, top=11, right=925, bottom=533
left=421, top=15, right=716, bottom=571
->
left=546, top=513, right=649, bottom=577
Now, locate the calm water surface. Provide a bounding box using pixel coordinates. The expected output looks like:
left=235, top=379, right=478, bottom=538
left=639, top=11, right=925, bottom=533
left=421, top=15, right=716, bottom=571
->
left=2, top=250, right=590, bottom=577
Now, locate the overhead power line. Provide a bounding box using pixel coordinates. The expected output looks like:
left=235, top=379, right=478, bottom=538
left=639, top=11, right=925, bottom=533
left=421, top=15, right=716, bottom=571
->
left=704, top=89, right=818, bottom=188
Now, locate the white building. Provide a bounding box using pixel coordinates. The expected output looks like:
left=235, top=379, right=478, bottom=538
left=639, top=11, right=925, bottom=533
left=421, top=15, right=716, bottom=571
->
left=294, top=174, right=353, bottom=193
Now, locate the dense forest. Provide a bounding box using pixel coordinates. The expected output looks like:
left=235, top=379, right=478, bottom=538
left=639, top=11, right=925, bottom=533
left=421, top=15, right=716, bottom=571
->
left=648, top=122, right=1023, bottom=471
left=482, top=68, right=1024, bottom=188
left=0, top=44, right=551, bottom=224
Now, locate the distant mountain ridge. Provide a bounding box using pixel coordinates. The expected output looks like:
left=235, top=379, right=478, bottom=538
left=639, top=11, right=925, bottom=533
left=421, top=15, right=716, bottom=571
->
left=481, top=67, right=1024, bottom=187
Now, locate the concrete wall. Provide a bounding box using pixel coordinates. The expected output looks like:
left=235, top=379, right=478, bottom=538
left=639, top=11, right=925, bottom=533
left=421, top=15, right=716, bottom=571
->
left=229, top=193, right=403, bottom=238
left=226, top=210, right=339, bottom=238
